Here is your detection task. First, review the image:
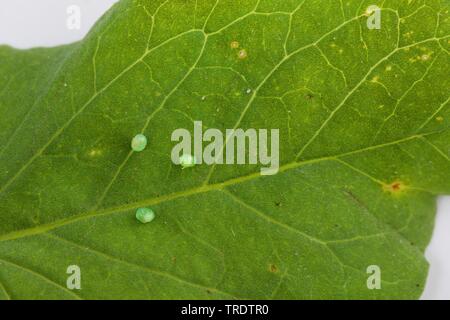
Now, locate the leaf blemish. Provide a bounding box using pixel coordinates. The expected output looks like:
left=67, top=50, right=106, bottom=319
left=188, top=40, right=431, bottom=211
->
left=421, top=54, right=430, bottom=61
left=383, top=181, right=406, bottom=194
left=230, top=41, right=239, bottom=49
left=269, top=264, right=278, bottom=273
left=238, top=49, right=248, bottom=60
left=88, top=149, right=103, bottom=157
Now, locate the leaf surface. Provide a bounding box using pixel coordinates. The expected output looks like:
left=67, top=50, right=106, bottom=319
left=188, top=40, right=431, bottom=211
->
left=0, top=0, right=449, bottom=299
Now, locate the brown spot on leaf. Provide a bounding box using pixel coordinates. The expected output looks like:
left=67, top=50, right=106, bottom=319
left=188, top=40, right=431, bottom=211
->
left=383, top=181, right=406, bottom=194
left=269, top=264, right=278, bottom=273
left=392, top=182, right=401, bottom=191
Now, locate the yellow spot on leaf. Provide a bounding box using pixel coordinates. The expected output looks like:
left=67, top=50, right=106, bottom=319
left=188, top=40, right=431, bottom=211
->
left=230, top=41, right=239, bottom=49
left=88, top=149, right=103, bottom=157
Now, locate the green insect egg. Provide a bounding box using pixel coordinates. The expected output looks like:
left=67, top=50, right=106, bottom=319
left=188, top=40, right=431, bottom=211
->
left=136, top=207, right=155, bottom=224
left=131, top=134, right=147, bottom=152
left=179, top=154, right=197, bottom=169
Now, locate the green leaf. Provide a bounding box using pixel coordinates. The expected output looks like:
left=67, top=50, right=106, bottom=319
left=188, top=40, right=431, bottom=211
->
left=0, top=0, right=449, bottom=300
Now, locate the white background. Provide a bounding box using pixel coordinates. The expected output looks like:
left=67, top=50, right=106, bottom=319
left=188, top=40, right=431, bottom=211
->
left=0, top=0, right=448, bottom=300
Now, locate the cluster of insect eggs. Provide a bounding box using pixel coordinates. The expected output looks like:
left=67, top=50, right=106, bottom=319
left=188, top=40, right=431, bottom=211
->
left=131, top=134, right=197, bottom=223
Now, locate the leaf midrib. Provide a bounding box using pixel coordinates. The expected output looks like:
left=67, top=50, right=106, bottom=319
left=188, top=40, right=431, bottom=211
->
left=0, top=130, right=444, bottom=243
